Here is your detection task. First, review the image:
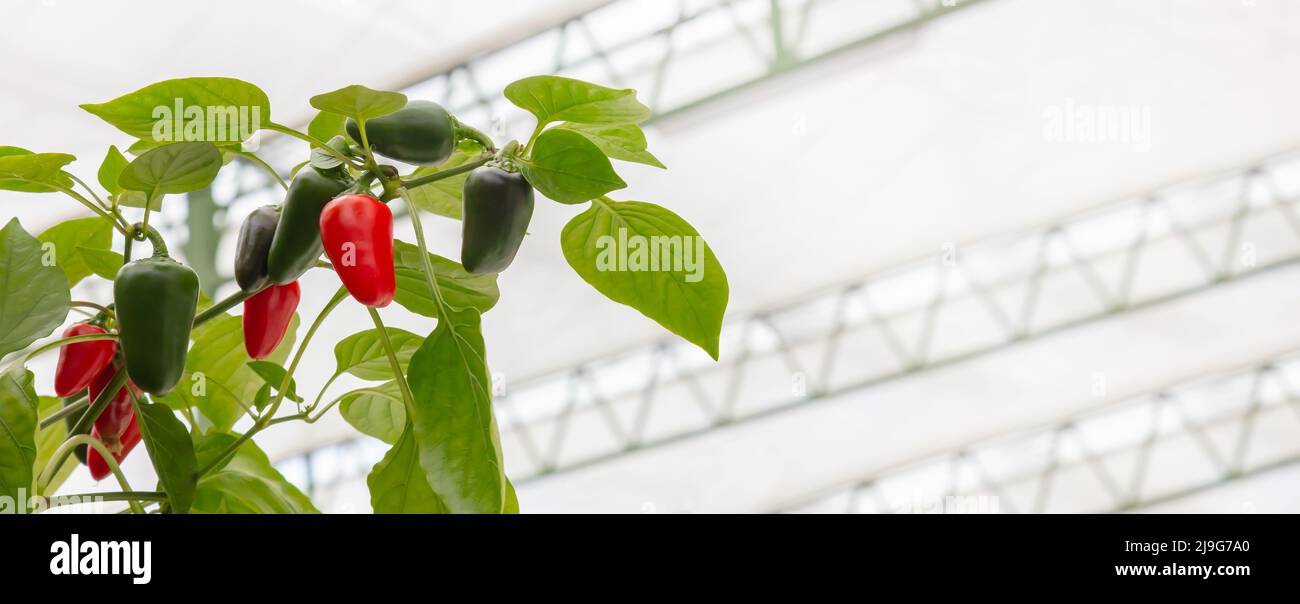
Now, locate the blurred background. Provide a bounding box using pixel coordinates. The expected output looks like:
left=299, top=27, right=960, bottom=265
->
left=7, top=0, right=1300, bottom=513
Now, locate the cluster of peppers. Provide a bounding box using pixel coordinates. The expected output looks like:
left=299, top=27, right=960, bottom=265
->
left=54, top=99, right=535, bottom=482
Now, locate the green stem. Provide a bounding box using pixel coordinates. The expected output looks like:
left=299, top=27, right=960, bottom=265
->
left=367, top=308, right=417, bottom=415
left=66, top=367, right=127, bottom=441
left=241, top=151, right=288, bottom=191
left=24, top=333, right=117, bottom=364
left=523, top=123, right=547, bottom=156
left=67, top=173, right=109, bottom=210
left=39, top=393, right=87, bottom=430
left=56, top=186, right=130, bottom=235
left=455, top=119, right=498, bottom=153
left=196, top=287, right=349, bottom=478
left=398, top=188, right=452, bottom=313
left=71, top=301, right=112, bottom=314
left=393, top=154, right=492, bottom=196
left=194, top=288, right=258, bottom=327
left=39, top=491, right=167, bottom=511
left=38, top=435, right=144, bottom=514
left=264, top=122, right=362, bottom=169
left=129, top=222, right=169, bottom=257
left=309, top=372, right=341, bottom=414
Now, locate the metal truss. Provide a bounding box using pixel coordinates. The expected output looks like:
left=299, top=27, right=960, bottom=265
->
left=778, top=350, right=1300, bottom=513
left=280, top=147, right=1300, bottom=505
left=398, top=0, right=991, bottom=130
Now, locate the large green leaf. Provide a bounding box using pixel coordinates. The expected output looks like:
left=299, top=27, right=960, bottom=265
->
left=192, top=439, right=318, bottom=514
left=404, top=140, right=484, bottom=220
left=118, top=142, right=223, bottom=209
left=556, top=123, right=665, bottom=169
left=34, top=396, right=75, bottom=495
left=309, top=85, right=406, bottom=123
left=157, top=313, right=297, bottom=432
left=0, top=366, right=37, bottom=510
left=333, top=328, right=423, bottom=382
left=505, top=76, right=650, bottom=127
left=191, top=431, right=239, bottom=474
left=97, top=145, right=129, bottom=195
left=78, top=247, right=125, bottom=280
left=37, top=217, right=113, bottom=287
left=392, top=240, right=499, bottom=319
left=518, top=128, right=626, bottom=204
left=132, top=397, right=197, bottom=514
left=339, top=381, right=405, bottom=444
left=367, top=425, right=448, bottom=513
left=561, top=200, right=729, bottom=359
left=0, top=219, right=71, bottom=357
left=0, top=152, right=75, bottom=193
left=407, top=306, right=506, bottom=513
left=80, top=77, right=270, bottom=142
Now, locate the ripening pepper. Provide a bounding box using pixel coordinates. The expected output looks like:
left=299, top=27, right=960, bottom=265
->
left=88, top=414, right=141, bottom=481
left=346, top=100, right=456, bottom=166
left=234, top=205, right=280, bottom=292
left=53, top=322, right=116, bottom=397
left=243, top=281, right=301, bottom=360
left=113, top=227, right=200, bottom=396
left=266, top=167, right=352, bottom=284
left=89, top=363, right=141, bottom=451
left=320, top=194, right=396, bottom=307
left=461, top=167, right=535, bottom=274
left=63, top=395, right=92, bottom=465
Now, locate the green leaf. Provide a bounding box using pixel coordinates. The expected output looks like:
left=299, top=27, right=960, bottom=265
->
left=505, top=76, right=650, bottom=127
left=308, top=111, right=348, bottom=143
left=368, top=425, right=448, bottom=513
left=392, top=240, right=499, bottom=319
left=80, top=77, right=270, bottom=142
left=309, top=85, right=406, bottom=123
left=504, top=478, right=520, bottom=514
left=404, top=140, right=485, bottom=220
left=37, top=217, right=113, bottom=287
left=245, top=361, right=302, bottom=403
left=157, top=313, right=297, bottom=432
left=192, top=439, right=318, bottom=514
left=132, top=397, right=197, bottom=513
left=97, top=146, right=129, bottom=194
left=407, top=306, right=506, bottom=513
left=34, top=396, right=75, bottom=495
left=518, top=128, right=626, bottom=204
left=333, top=328, right=423, bottom=382
left=191, top=431, right=239, bottom=474
left=561, top=200, right=729, bottom=359
left=0, top=219, right=71, bottom=358
left=77, top=246, right=125, bottom=280
left=556, top=123, right=665, bottom=169
left=339, top=381, right=405, bottom=444
left=118, top=142, right=222, bottom=209
left=0, top=366, right=37, bottom=510
left=0, top=152, right=75, bottom=193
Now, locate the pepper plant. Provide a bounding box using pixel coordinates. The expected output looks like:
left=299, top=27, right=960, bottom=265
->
left=0, top=75, right=728, bottom=514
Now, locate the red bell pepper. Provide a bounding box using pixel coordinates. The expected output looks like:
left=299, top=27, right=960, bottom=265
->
left=89, top=364, right=141, bottom=450
left=320, top=194, right=395, bottom=308
left=243, top=281, right=301, bottom=359
left=53, top=323, right=116, bottom=397
left=88, top=414, right=141, bottom=481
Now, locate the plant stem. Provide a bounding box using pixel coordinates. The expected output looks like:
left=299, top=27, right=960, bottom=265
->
left=39, top=491, right=167, bottom=511
left=39, top=393, right=87, bottom=429
left=56, top=186, right=130, bottom=235
left=393, top=154, right=492, bottom=196
left=398, top=188, right=452, bottom=313
left=240, top=151, right=288, bottom=191
left=455, top=120, right=498, bottom=153
left=194, top=288, right=258, bottom=327
left=71, top=301, right=112, bottom=314
left=24, top=333, right=117, bottom=364
left=38, top=434, right=144, bottom=514
left=196, top=287, right=349, bottom=477
left=264, top=122, right=363, bottom=169
left=367, top=308, right=416, bottom=415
